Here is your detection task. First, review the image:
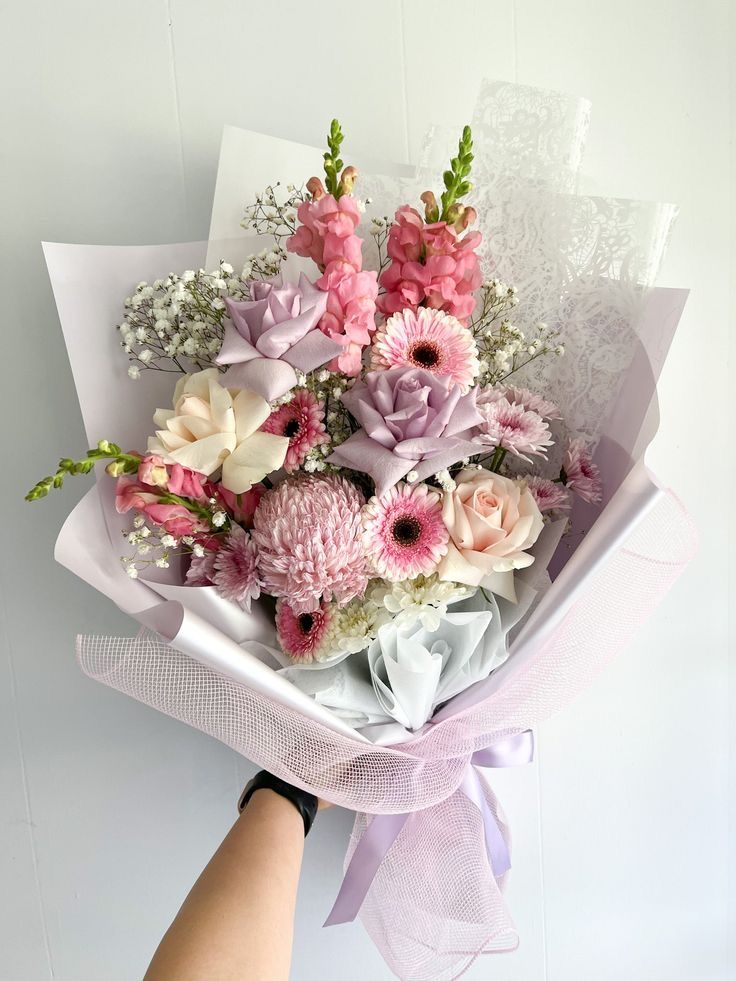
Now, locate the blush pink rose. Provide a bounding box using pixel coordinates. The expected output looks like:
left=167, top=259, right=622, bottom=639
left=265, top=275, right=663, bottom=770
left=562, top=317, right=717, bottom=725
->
left=436, top=468, right=544, bottom=602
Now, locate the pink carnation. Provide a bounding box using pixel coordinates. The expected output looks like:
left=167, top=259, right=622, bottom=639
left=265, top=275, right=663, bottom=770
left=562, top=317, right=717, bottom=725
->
left=377, top=206, right=482, bottom=322
left=252, top=474, right=368, bottom=613
left=260, top=389, right=329, bottom=472
left=563, top=439, right=603, bottom=504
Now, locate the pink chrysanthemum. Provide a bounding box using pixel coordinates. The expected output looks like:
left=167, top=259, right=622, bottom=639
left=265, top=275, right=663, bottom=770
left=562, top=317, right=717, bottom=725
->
left=275, top=598, right=333, bottom=663
left=474, top=396, right=553, bottom=462
left=361, top=481, right=449, bottom=582
left=563, top=439, right=603, bottom=504
left=252, top=474, right=367, bottom=613
left=185, top=548, right=218, bottom=586
left=371, top=307, right=480, bottom=393
left=212, top=525, right=262, bottom=609
left=497, top=385, right=562, bottom=421
left=260, top=389, right=329, bottom=472
left=522, top=475, right=571, bottom=513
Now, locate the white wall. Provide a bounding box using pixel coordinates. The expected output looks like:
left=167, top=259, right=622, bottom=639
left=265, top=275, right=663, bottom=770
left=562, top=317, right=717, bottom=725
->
left=1, top=2, right=732, bottom=979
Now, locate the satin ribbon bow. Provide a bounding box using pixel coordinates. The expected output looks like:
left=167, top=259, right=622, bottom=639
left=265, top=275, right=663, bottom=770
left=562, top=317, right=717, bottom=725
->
left=324, top=729, right=534, bottom=926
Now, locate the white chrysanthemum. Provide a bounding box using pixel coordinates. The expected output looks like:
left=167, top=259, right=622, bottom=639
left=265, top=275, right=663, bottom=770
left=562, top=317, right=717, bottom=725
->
left=319, top=594, right=391, bottom=660
left=369, top=574, right=476, bottom=632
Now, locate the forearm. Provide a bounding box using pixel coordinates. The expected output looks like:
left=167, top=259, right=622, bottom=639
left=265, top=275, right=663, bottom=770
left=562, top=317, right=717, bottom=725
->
left=144, top=789, right=305, bottom=981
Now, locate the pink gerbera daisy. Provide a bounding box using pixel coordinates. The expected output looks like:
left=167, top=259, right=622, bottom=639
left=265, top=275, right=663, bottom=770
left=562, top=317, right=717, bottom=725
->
left=212, top=525, right=262, bottom=609
left=522, top=475, right=571, bottom=513
left=474, top=396, right=553, bottom=462
left=275, top=598, right=333, bottom=663
left=361, top=481, right=449, bottom=582
left=562, top=439, right=603, bottom=504
left=252, top=474, right=368, bottom=613
left=370, top=307, right=480, bottom=393
left=260, top=389, right=329, bottom=472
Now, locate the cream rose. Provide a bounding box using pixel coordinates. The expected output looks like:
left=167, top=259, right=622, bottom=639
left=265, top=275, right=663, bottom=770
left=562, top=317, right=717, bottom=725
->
left=436, top=469, right=544, bottom=602
left=147, top=368, right=288, bottom=494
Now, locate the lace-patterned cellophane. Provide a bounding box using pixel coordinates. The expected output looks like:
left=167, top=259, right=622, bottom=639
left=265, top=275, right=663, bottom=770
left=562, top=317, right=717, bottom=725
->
left=74, top=82, right=694, bottom=980
left=362, top=80, right=678, bottom=455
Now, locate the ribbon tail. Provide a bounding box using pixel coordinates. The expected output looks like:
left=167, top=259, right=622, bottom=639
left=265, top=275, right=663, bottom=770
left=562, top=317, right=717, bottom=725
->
left=459, top=767, right=511, bottom=879
left=324, top=813, right=410, bottom=926
left=472, top=730, right=535, bottom=768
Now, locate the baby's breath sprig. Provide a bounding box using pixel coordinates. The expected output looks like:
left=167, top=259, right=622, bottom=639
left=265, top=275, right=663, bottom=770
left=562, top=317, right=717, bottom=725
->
left=468, top=282, right=564, bottom=385
left=469, top=280, right=520, bottom=334
left=120, top=519, right=226, bottom=579
left=120, top=261, right=243, bottom=376
left=369, top=215, right=392, bottom=277
left=241, top=183, right=306, bottom=241
left=120, top=254, right=286, bottom=379
left=26, top=440, right=139, bottom=501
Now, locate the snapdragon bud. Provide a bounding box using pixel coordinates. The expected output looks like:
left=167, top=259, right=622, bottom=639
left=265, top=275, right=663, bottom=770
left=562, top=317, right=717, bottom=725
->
left=105, top=459, right=128, bottom=477
left=445, top=203, right=477, bottom=232
left=306, top=176, right=326, bottom=200
left=337, top=165, right=358, bottom=196
left=420, top=190, right=440, bottom=223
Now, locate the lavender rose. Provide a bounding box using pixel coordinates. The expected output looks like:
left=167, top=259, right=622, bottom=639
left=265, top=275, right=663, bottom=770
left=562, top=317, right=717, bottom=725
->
left=327, top=366, right=482, bottom=497
left=217, top=273, right=342, bottom=402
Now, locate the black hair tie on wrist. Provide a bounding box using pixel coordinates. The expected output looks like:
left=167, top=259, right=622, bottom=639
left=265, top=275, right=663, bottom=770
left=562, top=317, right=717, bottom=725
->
left=239, top=771, right=319, bottom=837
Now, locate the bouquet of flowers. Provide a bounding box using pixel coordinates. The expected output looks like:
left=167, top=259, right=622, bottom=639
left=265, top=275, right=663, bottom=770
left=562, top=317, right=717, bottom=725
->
left=31, top=81, right=696, bottom=980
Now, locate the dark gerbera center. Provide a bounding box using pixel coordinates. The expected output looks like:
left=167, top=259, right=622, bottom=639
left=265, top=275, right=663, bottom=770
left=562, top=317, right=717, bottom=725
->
left=297, top=613, right=315, bottom=635
left=410, top=341, right=441, bottom=369
left=283, top=418, right=301, bottom=438
left=391, top=516, right=422, bottom=547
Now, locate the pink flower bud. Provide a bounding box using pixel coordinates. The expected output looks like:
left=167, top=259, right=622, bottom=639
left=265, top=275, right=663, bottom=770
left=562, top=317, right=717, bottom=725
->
left=306, top=176, right=326, bottom=200
left=420, top=191, right=439, bottom=223
left=338, top=165, right=358, bottom=196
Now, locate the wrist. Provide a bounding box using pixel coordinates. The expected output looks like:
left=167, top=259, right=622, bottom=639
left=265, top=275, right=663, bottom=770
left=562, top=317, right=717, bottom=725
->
left=239, top=772, right=319, bottom=837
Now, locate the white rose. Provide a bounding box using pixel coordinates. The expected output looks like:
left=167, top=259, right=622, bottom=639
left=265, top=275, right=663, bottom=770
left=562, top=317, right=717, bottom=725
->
left=147, top=368, right=288, bottom=493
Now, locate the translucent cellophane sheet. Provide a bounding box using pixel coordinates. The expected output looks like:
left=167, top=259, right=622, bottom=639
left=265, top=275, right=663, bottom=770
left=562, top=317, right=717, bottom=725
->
left=54, top=80, right=697, bottom=980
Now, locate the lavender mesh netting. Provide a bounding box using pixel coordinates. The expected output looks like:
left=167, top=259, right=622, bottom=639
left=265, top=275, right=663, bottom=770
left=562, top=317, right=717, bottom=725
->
left=56, top=82, right=697, bottom=981
left=78, top=491, right=696, bottom=980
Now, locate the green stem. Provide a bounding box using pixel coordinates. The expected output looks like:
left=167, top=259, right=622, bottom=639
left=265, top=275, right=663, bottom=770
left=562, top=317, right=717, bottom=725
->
left=25, top=442, right=140, bottom=501
left=489, top=446, right=507, bottom=473
left=159, top=492, right=218, bottom=524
